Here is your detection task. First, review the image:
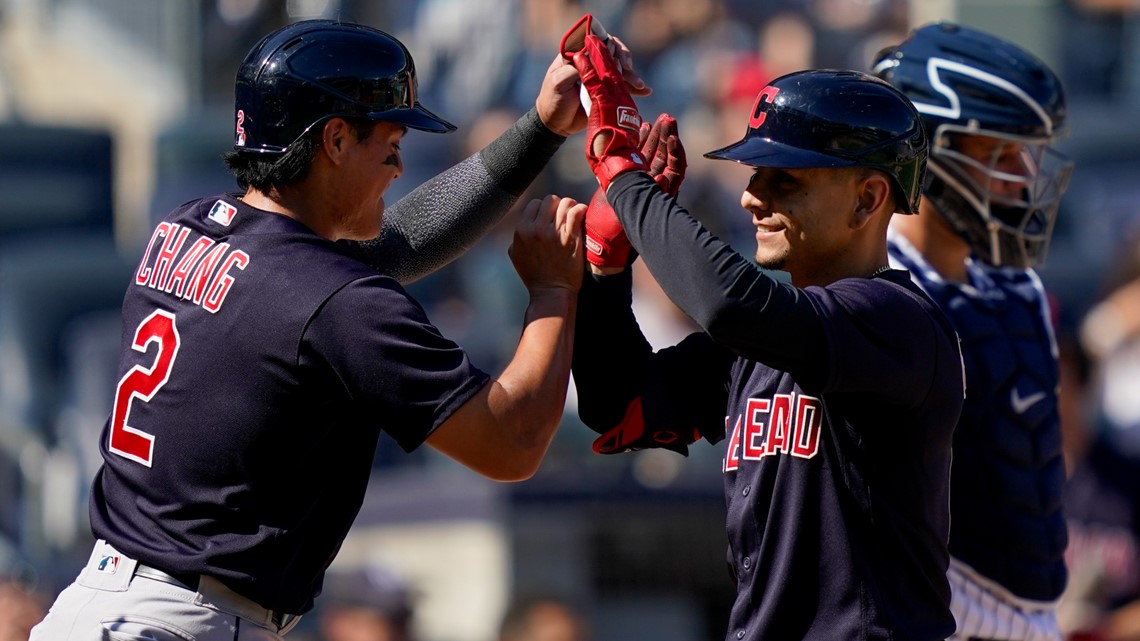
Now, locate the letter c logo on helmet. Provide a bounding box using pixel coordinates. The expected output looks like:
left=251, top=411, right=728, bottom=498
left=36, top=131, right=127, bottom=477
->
left=748, top=86, right=781, bottom=129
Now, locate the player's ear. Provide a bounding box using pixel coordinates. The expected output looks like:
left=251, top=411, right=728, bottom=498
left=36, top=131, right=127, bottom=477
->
left=851, top=171, right=892, bottom=229
left=321, top=117, right=352, bottom=164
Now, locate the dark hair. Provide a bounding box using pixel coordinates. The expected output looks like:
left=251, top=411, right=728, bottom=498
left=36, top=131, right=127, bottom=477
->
left=223, top=116, right=378, bottom=193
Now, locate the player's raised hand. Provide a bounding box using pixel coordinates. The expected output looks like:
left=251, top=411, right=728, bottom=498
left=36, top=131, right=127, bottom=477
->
left=536, top=53, right=589, bottom=137
left=565, top=33, right=647, bottom=191
left=582, top=112, right=686, bottom=272
left=509, top=195, right=585, bottom=295
left=609, top=34, right=650, bottom=98
left=538, top=14, right=650, bottom=137
left=641, top=113, right=686, bottom=197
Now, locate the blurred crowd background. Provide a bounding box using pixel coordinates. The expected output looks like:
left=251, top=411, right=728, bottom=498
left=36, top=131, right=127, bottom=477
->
left=1, top=0, right=1140, bottom=640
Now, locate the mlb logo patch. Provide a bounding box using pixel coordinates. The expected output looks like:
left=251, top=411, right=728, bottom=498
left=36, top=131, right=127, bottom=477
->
left=208, top=200, right=237, bottom=226
left=97, top=554, right=120, bottom=574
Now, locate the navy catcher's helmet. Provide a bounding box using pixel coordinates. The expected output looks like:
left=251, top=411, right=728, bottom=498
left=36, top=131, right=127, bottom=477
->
left=705, top=69, right=928, bottom=214
left=234, top=20, right=455, bottom=155
left=873, top=22, right=1073, bottom=267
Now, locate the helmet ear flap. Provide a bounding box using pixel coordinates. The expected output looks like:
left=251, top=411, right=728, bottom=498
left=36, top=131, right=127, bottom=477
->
left=922, top=167, right=936, bottom=192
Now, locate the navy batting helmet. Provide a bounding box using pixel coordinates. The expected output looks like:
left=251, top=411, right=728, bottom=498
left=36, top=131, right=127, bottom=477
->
left=873, top=22, right=1073, bottom=267
left=705, top=69, right=928, bottom=214
left=233, top=20, right=455, bottom=155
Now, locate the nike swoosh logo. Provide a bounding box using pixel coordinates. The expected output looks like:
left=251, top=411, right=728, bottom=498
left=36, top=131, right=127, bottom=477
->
left=1011, top=388, right=1047, bottom=414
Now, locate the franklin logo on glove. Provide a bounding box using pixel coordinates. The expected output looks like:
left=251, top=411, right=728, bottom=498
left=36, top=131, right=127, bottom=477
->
left=617, top=106, right=640, bottom=131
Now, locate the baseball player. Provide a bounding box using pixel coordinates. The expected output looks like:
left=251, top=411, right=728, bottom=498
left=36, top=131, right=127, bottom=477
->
left=874, top=23, right=1075, bottom=641
left=566, top=26, right=965, bottom=641
left=28, top=19, right=645, bottom=640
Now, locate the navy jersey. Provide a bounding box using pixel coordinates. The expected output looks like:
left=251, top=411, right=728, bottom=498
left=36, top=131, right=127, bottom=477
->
left=89, top=195, right=489, bottom=615
left=888, top=230, right=1068, bottom=601
left=575, top=173, right=964, bottom=641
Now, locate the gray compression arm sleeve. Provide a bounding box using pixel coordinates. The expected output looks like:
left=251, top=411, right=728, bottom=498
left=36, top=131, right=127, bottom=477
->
left=342, top=107, right=566, bottom=284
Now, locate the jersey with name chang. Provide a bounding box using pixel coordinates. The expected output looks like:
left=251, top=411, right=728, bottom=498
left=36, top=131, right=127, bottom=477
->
left=89, top=194, right=490, bottom=615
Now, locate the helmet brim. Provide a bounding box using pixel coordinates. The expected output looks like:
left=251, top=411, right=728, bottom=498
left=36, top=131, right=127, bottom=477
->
left=370, top=105, right=457, bottom=133
left=704, top=137, right=855, bottom=169
left=704, top=135, right=922, bottom=214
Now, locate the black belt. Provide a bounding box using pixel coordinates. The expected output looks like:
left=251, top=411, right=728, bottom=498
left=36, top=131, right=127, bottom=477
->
left=133, top=564, right=299, bottom=631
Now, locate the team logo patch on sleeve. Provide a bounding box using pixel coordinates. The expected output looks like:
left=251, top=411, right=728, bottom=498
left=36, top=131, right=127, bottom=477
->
left=208, top=200, right=238, bottom=226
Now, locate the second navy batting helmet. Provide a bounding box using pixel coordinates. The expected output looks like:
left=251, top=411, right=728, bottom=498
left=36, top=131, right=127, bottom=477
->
left=705, top=69, right=928, bottom=214
left=234, top=20, right=455, bottom=155
left=873, top=22, right=1073, bottom=267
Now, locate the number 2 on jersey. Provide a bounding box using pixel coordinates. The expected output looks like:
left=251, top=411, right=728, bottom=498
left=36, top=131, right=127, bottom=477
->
left=109, top=310, right=181, bottom=467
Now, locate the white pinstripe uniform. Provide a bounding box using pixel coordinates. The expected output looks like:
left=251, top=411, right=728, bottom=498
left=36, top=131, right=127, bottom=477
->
left=947, top=559, right=1061, bottom=641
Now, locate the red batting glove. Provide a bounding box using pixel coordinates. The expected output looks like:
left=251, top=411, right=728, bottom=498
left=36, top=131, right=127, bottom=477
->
left=641, top=114, right=687, bottom=197
left=659, top=134, right=686, bottom=196
left=560, top=13, right=611, bottom=60
left=583, top=114, right=688, bottom=268
left=583, top=187, right=629, bottom=268
left=565, top=33, right=646, bottom=191
left=591, top=398, right=699, bottom=456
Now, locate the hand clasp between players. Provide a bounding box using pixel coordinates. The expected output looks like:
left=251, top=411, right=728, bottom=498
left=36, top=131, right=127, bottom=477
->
left=558, top=14, right=687, bottom=275
left=510, top=195, right=586, bottom=297
left=562, top=23, right=649, bottom=192
left=539, top=15, right=649, bottom=137
left=583, top=113, right=686, bottom=272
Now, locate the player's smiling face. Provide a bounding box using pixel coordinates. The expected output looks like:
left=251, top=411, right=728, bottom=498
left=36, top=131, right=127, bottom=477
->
left=741, top=167, right=860, bottom=277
